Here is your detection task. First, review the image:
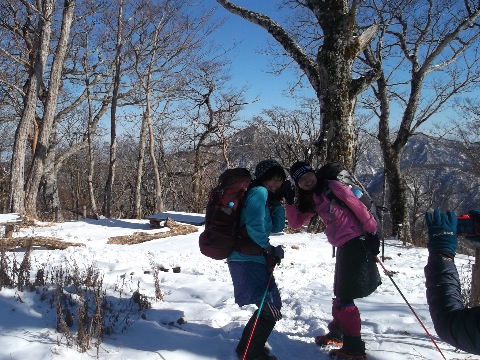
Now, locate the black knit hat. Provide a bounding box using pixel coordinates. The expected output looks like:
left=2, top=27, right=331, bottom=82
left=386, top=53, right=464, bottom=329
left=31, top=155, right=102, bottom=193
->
left=290, top=161, right=315, bottom=184
left=254, top=159, right=285, bottom=181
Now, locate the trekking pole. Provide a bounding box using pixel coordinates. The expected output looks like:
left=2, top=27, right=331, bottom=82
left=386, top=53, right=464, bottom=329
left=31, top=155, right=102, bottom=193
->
left=375, top=256, right=447, bottom=360
left=242, top=265, right=275, bottom=360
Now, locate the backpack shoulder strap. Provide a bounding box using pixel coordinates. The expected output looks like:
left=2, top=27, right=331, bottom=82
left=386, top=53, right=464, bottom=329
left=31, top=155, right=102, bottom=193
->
left=322, top=180, right=347, bottom=208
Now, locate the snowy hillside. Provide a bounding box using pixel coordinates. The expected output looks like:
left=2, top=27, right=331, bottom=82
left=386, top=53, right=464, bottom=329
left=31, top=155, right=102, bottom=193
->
left=0, top=216, right=476, bottom=360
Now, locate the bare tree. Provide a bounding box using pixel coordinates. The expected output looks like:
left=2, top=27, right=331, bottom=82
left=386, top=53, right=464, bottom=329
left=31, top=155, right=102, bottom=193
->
left=170, top=66, right=246, bottom=213
left=0, top=0, right=117, bottom=220
left=214, top=0, right=380, bottom=167
left=103, top=0, right=126, bottom=218
left=129, top=0, right=219, bottom=217
left=255, top=98, right=322, bottom=168
left=361, top=0, right=480, bottom=242
left=2, top=0, right=58, bottom=215
left=16, top=0, right=76, bottom=218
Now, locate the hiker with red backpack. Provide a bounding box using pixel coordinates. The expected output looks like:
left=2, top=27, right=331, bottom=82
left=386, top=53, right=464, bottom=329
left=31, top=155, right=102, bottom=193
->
left=228, top=159, right=286, bottom=360
left=283, top=161, right=381, bottom=360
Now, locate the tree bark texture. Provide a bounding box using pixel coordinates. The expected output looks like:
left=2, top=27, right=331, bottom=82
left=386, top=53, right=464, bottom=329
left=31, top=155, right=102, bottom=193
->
left=41, top=144, right=63, bottom=222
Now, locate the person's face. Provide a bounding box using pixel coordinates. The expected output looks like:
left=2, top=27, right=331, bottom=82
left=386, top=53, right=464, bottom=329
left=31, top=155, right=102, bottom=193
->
left=297, top=172, right=317, bottom=191
left=263, top=176, right=284, bottom=193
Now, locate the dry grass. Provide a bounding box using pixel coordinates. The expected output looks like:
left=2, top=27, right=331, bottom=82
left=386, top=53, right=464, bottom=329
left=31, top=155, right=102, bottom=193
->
left=2, top=237, right=85, bottom=250
left=283, top=226, right=304, bottom=234
left=0, top=218, right=171, bottom=356
left=107, top=218, right=197, bottom=245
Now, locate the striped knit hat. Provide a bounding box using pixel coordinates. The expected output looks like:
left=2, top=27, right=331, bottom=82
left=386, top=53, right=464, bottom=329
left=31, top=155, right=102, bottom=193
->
left=289, top=161, right=315, bottom=184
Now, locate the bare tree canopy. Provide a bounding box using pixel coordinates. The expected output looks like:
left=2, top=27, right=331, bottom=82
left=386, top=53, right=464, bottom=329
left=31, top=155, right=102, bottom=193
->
left=359, top=0, right=480, bottom=242
left=215, top=0, right=380, bottom=167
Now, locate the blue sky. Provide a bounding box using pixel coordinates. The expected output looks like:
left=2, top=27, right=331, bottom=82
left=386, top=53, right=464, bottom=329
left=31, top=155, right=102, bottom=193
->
left=205, top=1, right=316, bottom=120
left=203, top=1, right=465, bottom=133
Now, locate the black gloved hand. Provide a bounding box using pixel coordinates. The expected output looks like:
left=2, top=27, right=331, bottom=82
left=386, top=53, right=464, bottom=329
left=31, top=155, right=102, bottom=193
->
left=425, top=208, right=457, bottom=258
left=283, top=180, right=296, bottom=205
left=365, top=232, right=380, bottom=255
left=272, top=180, right=295, bottom=205
left=265, top=245, right=285, bottom=265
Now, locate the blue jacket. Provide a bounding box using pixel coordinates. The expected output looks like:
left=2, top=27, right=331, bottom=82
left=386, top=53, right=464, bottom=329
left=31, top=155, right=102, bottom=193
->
left=227, top=186, right=285, bottom=264
left=424, top=253, right=480, bottom=355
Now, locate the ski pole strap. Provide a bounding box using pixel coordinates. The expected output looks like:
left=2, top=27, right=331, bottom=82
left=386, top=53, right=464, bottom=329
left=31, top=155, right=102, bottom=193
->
left=375, top=256, right=447, bottom=360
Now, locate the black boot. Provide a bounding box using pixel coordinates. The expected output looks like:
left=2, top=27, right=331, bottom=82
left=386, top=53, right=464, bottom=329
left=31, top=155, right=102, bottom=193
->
left=236, top=309, right=276, bottom=360
left=236, top=313, right=257, bottom=356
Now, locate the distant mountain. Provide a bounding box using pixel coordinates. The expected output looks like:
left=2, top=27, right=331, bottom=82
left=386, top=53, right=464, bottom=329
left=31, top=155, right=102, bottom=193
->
left=356, top=133, right=479, bottom=213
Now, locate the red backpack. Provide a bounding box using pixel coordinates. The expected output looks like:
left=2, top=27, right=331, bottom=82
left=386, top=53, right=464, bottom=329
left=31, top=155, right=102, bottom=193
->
left=199, top=168, right=252, bottom=260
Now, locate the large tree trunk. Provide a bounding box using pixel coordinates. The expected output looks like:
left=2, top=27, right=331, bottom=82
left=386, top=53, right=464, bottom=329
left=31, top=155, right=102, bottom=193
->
left=10, top=87, right=36, bottom=215
left=314, top=1, right=360, bottom=166
left=9, top=0, right=55, bottom=215
left=24, top=0, right=75, bottom=218
left=317, top=93, right=357, bottom=166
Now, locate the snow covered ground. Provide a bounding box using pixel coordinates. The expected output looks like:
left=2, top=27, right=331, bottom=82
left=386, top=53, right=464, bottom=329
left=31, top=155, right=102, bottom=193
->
left=0, top=215, right=476, bottom=360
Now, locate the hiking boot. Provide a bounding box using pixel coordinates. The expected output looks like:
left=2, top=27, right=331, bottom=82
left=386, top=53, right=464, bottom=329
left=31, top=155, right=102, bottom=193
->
left=235, top=346, right=276, bottom=360
left=315, top=332, right=343, bottom=347
left=328, top=348, right=367, bottom=359
left=329, top=335, right=366, bottom=359
left=236, top=346, right=277, bottom=360
left=236, top=309, right=276, bottom=360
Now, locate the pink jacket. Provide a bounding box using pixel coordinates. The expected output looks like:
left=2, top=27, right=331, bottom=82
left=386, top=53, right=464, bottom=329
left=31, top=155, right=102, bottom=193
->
left=286, top=180, right=377, bottom=247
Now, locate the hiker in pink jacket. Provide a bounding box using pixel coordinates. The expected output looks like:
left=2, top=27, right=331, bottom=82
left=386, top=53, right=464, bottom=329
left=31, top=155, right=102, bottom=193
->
left=282, top=161, right=381, bottom=360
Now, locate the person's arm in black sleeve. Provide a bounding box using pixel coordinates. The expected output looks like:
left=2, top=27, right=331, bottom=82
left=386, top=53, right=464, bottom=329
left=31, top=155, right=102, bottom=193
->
left=425, top=253, right=480, bottom=355
left=424, top=208, right=480, bottom=355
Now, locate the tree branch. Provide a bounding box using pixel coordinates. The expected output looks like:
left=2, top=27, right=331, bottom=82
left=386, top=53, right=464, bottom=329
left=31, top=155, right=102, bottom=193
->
left=215, top=0, right=321, bottom=93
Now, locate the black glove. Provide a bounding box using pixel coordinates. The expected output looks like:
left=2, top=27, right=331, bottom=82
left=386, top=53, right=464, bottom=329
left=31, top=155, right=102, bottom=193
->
left=425, top=208, right=457, bottom=258
left=283, top=180, right=296, bottom=205
left=265, top=245, right=285, bottom=265
left=365, top=232, right=380, bottom=255
left=274, top=180, right=296, bottom=205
